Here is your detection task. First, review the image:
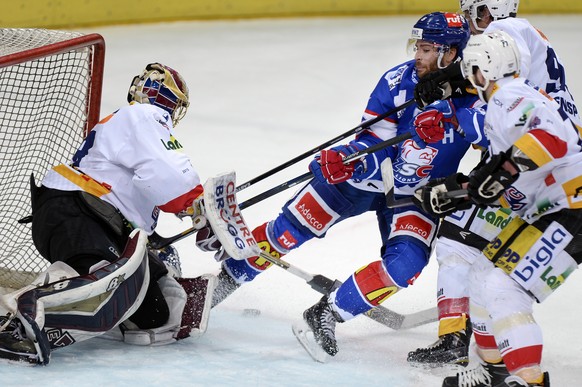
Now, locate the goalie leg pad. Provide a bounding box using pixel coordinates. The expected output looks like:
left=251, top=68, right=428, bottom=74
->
left=0, top=261, right=79, bottom=317
left=0, top=230, right=148, bottom=364
left=118, top=274, right=217, bottom=345
left=18, top=229, right=150, bottom=355
left=175, top=274, right=217, bottom=339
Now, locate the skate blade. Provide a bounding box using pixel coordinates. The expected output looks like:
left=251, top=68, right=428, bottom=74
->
left=407, top=359, right=468, bottom=371
left=291, top=320, right=329, bottom=363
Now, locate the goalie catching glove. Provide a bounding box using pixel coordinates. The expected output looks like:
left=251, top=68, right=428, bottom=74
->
left=413, top=173, right=472, bottom=217
left=467, top=151, right=519, bottom=206
left=195, top=225, right=229, bottom=262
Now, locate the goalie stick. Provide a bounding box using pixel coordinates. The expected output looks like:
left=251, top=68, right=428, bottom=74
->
left=148, top=131, right=413, bottom=250
left=257, top=251, right=436, bottom=330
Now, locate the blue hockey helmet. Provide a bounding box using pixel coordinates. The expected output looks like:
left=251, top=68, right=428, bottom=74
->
left=408, top=12, right=471, bottom=67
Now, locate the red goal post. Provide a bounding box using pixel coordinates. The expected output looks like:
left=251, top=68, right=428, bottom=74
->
left=0, top=29, right=105, bottom=291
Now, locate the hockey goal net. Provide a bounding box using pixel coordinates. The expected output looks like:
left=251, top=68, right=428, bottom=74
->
left=0, top=29, right=105, bottom=291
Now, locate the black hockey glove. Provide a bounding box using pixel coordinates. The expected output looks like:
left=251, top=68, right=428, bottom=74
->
left=412, top=173, right=472, bottom=217
left=468, top=152, right=519, bottom=205
left=414, top=61, right=465, bottom=108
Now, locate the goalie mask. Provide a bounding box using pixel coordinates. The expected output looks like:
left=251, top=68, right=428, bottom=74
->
left=407, top=12, right=470, bottom=69
left=460, top=0, right=519, bottom=32
left=127, top=63, right=190, bottom=126
left=461, top=30, right=520, bottom=100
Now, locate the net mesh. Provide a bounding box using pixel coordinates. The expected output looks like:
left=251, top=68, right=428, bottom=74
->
left=0, top=29, right=97, bottom=290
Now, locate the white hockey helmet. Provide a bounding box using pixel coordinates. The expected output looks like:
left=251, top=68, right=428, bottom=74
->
left=128, top=63, right=190, bottom=126
left=460, top=0, right=519, bottom=31
left=461, top=30, right=520, bottom=98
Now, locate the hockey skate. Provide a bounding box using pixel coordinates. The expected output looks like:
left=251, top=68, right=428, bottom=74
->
left=442, top=361, right=511, bottom=387
left=407, top=326, right=471, bottom=368
left=211, top=269, right=241, bottom=308
left=292, top=296, right=342, bottom=362
left=0, top=315, right=40, bottom=365
left=505, top=372, right=550, bottom=387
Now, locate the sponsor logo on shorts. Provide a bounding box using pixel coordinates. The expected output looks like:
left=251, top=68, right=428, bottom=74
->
left=513, top=224, right=572, bottom=286
left=289, top=187, right=340, bottom=236
left=390, top=211, right=435, bottom=245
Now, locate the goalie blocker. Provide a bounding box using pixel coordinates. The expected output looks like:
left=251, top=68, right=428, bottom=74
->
left=202, top=171, right=261, bottom=261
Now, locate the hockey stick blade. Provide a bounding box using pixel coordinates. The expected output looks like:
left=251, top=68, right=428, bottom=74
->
left=367, top=306, right=438, bottom=330
left=258, top=252, right=433, bottom=331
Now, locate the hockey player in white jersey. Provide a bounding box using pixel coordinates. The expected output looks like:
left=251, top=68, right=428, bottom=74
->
left=414, top=31, right=582, bottom=387
left=407, top=0, right=582, bottom=369
left=0, top=63, right=220, bottom=364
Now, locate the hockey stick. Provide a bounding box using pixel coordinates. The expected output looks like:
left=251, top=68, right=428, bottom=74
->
left=380, top=157, right=469, bottom=208
left=239, top=131, right=413, bottom=210
left=149, top=131, right=414, bottom=249
left=385, top=186, right=469, bottom=209
left=236, top=99, right=415, bottom=191
left=258, top=251, right=436, bottom=330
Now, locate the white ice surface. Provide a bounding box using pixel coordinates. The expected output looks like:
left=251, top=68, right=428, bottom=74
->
left=2, top=15, right=582, bottom=386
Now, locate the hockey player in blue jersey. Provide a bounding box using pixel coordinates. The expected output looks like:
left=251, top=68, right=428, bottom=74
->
left=205, top=12, right=486, bottom=358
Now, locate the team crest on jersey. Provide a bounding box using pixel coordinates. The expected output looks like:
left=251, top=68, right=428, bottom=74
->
left=385, top=65, right=407, bottom=91
left=501, top=186, right=527, bottom=212
left=393, top=139, right=437, bottom=185
left=157, top=117, right=170, bottom=131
